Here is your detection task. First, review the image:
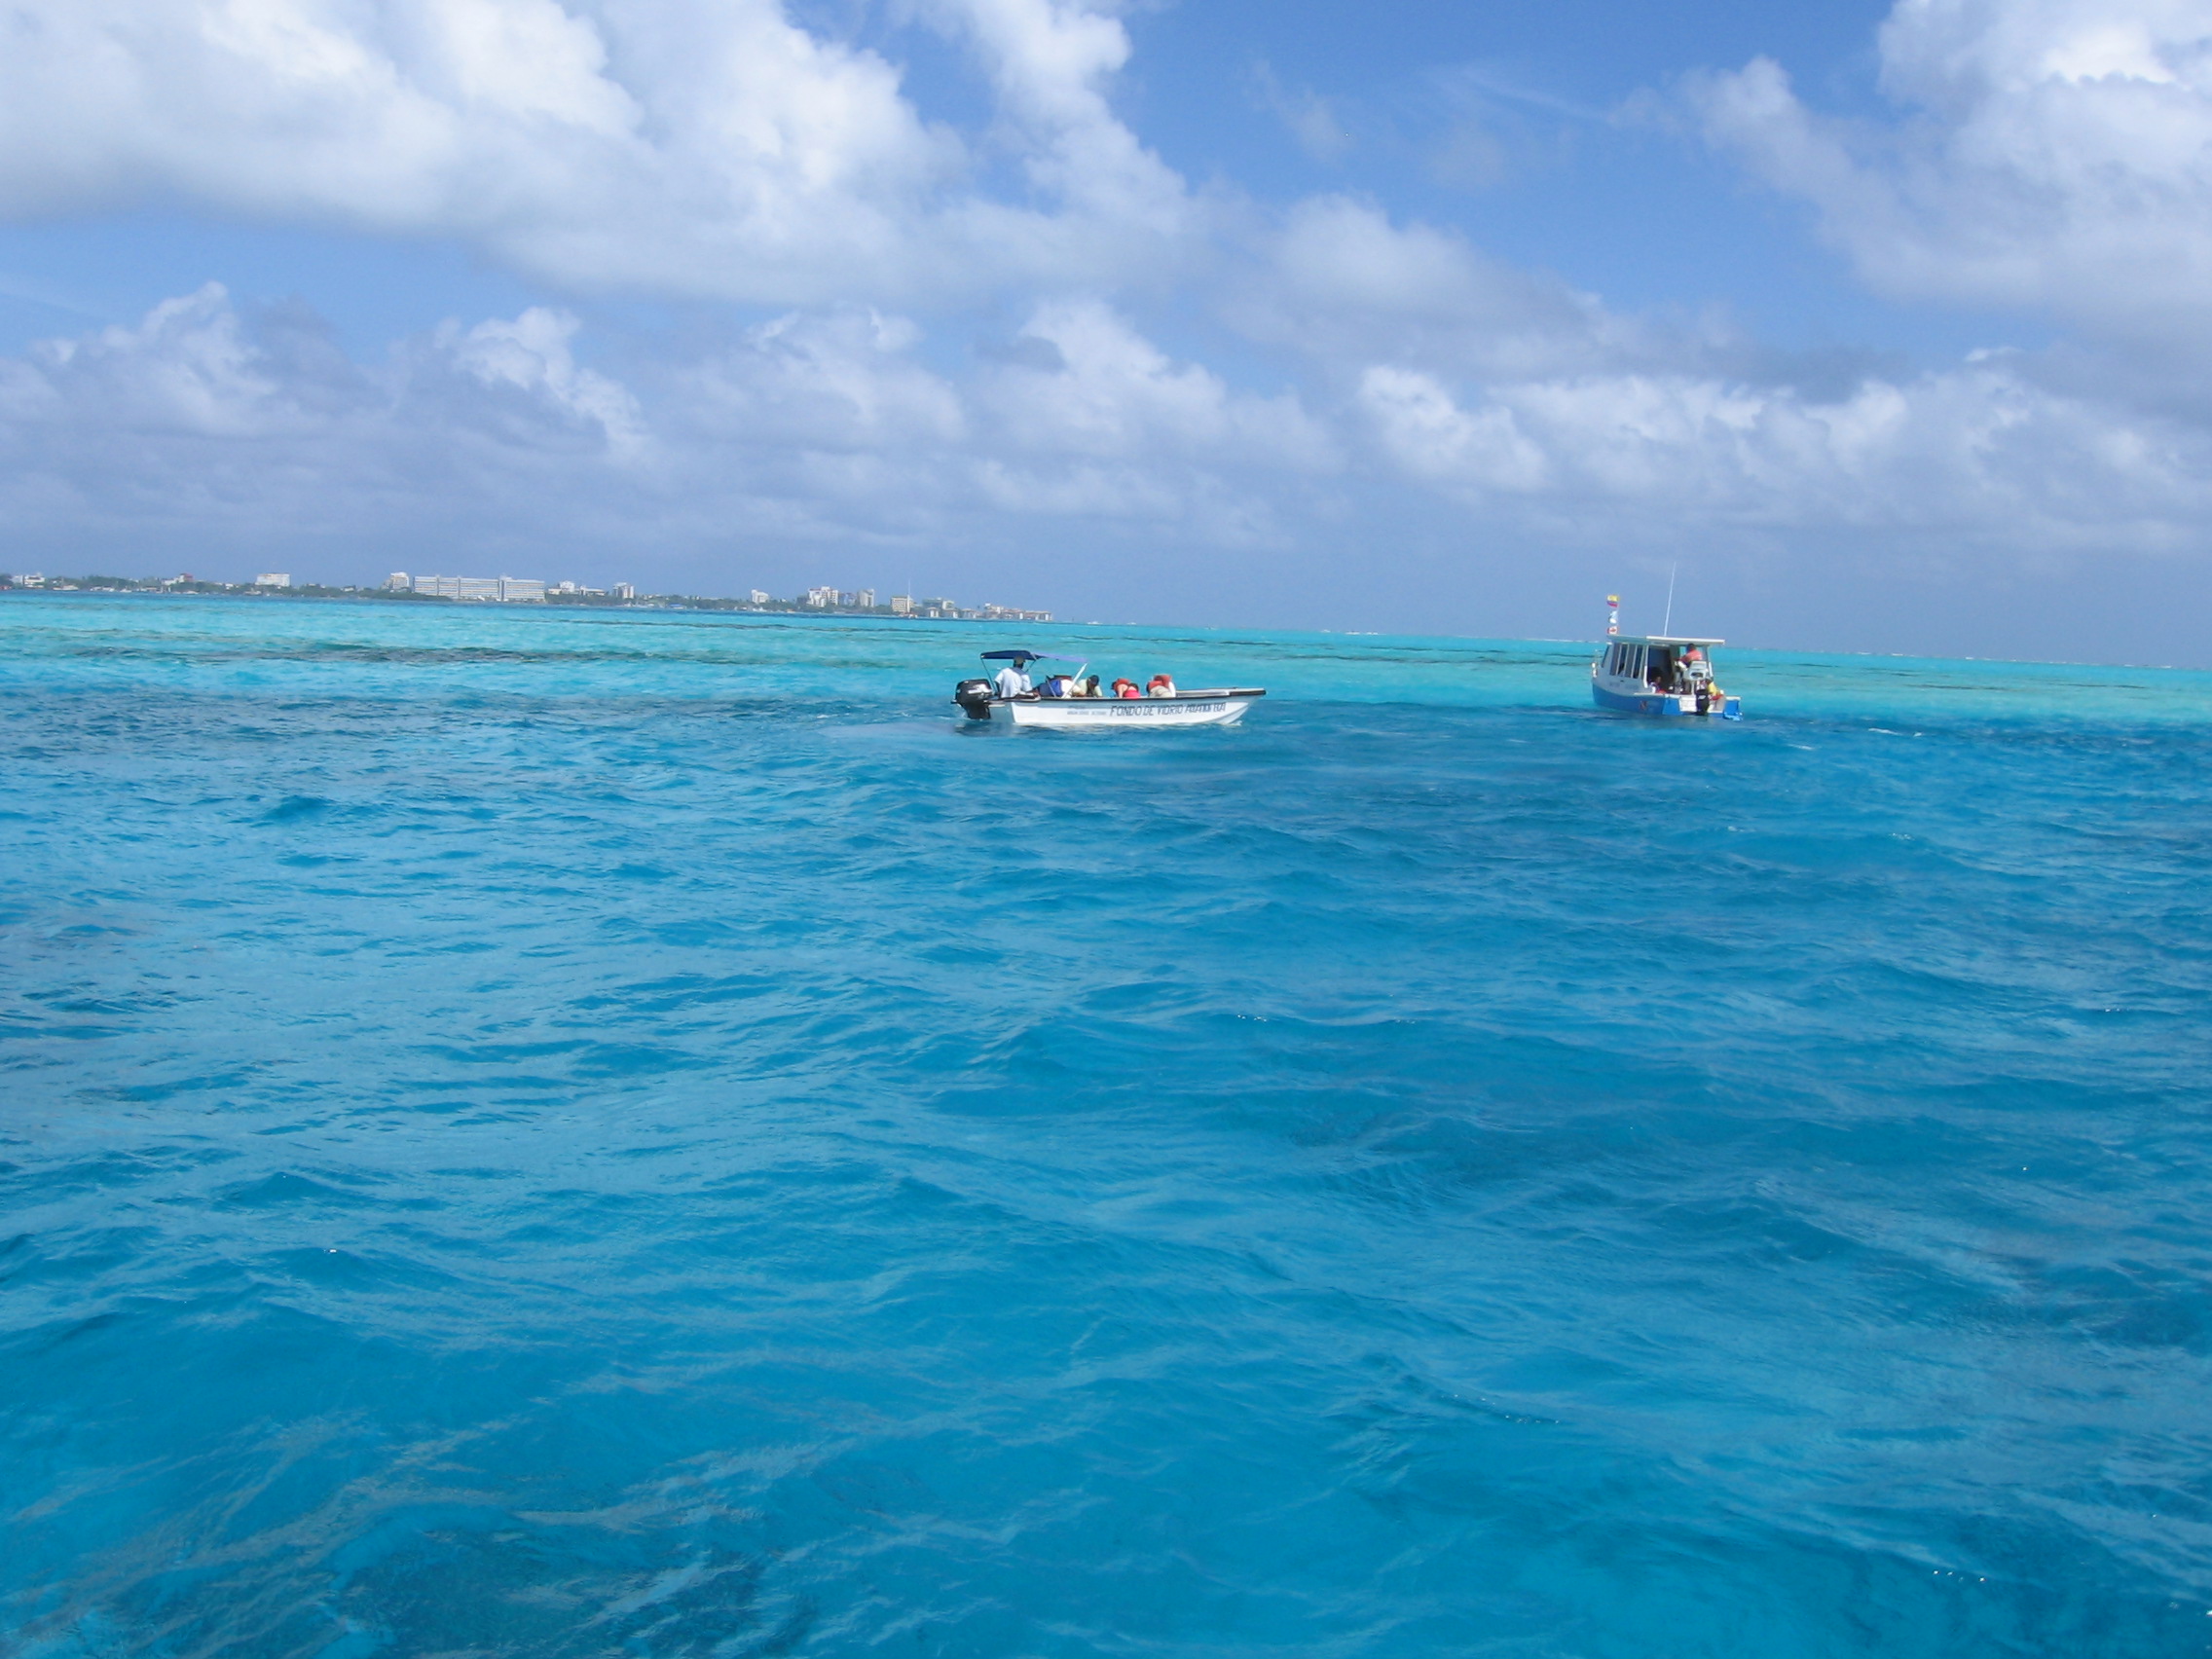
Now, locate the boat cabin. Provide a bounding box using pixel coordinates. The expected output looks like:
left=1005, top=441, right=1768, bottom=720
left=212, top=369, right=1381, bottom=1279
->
left=1600, top=636, right=1718, bottom=691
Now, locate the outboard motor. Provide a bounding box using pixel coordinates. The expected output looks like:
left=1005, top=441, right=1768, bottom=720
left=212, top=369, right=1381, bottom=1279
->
left=952, top=678, right=995, bottom=721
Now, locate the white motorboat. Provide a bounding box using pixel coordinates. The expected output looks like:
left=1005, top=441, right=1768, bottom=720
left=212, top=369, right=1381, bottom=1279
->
left=951, top=651, right=1265, bottom=728
left=1591, top=635, right=1742, bottom=719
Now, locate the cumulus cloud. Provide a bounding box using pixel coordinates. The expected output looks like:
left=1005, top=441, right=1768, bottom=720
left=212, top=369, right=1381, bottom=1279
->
left=654, top=295, right=1337, bottom=542
left=0, top=0, right=1188, bottom=306
left=1228, top=194, right=2175, bottom=552
left=1353, top=352, right=2212, bottom=553
left=0, top=284, right=661, bottom=555
left=0, top=285, right=1346, bottom=563
left=6, top=277, right=2204, bottom=588
left=443, top=308, right=645, bottom=454
left=6, top=285, right=299, bottom=440
left=682, top=310, right=968, bottom=453
left=1689, top=0, right=2212, bottom=355
left=978, top=299, right=1335, bottom=467
left=1357, top=367, right=1549, bottom=493
left=1225, top=196, right=1676, bottom=385
left=932, top=0, right=1184, bottom=212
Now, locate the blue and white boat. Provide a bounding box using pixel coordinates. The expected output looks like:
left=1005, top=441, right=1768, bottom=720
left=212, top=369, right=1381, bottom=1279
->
left=1591, top=635, right=1742, bottom=719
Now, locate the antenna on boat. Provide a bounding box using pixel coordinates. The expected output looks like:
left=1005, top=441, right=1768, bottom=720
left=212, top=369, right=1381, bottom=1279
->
left=1661, top=564, right=1677, bottom=637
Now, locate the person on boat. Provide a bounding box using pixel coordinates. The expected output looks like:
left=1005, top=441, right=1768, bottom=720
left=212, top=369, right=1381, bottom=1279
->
left=1113, top=678, right=1140, bottom=699
left=1147, top=674, right=1176, bottom=697
left=993, top=659, right=1031, bottom=699
left=1080, top=676, right=1103, bottom=698
left=1044, top=673, right=1071, bottom=697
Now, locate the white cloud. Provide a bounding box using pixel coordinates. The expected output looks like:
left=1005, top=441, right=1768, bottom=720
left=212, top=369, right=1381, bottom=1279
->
left=1355, top=354, right=2212, bottom=551
left=0, top=0, right=1188, bottom=306
left=444, top=307, right=645, bottom=454
left=951, top=298, right=1337, bottom=539
left=1357, top=367, right=1548, bottom=492
left=682, top=310, right=967, bottom=452
left=660, top=294, right=1335, bottom=536
left=15, top=285, right=290, bottom=439
left=1690, top=0, right=2212, bottom=355
left=0, top=285, right=659, bottom=558
left=7, top=281, right=2204, bottom=585
left=1228, top=196, right=1669, bottom=385
left=0, top=285, right=1347, bottom=561
left=979, top=299, right=1335, bottom=468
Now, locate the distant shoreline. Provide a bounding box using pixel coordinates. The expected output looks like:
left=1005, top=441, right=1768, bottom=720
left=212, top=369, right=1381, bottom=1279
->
left=0, top=580, right=1046, bottom=622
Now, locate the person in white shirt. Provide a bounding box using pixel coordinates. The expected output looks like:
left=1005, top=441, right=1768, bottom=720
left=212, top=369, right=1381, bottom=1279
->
left=993, top=661, right=1031, bottom=699
left=1147, top=674, right=1176, bottom=697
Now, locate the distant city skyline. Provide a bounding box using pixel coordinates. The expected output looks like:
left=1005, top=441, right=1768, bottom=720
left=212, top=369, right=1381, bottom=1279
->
left=0, top=2, right=2207, bottom=662
left=3, top=569, right=1053, bottom=622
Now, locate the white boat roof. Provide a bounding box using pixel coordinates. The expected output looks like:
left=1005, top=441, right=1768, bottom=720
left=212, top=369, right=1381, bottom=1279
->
left=1610, top=635, right=1723, bottom=646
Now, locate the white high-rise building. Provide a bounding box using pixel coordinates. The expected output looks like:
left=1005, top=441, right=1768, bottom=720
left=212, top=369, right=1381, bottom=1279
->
left=748, top=589, right=770, bottom=605
left=386, top=572, right=410, bottom=591
left=254, top=573, right=291, bottom=588
left=409, top=574, right=545, bottom=601
left=614, top=583, right=636, bottom=600
left=855, top=588, right=876, bottom=608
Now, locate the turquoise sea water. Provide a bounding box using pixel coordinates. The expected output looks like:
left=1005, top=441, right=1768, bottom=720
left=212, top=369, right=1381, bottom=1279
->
left=5, top=596, right=2210, bottom=1658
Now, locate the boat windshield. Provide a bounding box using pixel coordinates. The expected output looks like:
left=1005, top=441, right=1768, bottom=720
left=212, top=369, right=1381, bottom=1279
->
left=981, top=652, right=1090, bottom=695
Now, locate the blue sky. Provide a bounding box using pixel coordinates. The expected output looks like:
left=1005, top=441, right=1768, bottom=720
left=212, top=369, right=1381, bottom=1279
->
left=2, top=0, right=2209, bottom=662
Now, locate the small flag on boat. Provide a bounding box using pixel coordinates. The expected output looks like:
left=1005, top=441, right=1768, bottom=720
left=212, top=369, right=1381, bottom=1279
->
left=1605, top=594, right=1619, bottom=637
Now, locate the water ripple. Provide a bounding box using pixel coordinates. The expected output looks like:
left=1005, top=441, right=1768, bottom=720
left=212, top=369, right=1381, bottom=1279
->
left=5, top=597, right=2211, bottom=1656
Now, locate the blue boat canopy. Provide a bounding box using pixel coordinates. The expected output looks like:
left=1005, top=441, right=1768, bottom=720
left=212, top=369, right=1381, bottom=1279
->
left=979, top=649, right=1083, bottom=664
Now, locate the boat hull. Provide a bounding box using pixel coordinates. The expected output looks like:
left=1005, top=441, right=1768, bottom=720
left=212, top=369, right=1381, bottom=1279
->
left=1591, top=681, right=1741, bottom=719
left=990, top=690, right=1262, bottom=728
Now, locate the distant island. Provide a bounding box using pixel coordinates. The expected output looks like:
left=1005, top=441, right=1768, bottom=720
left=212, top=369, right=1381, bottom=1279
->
left=0, top=570, right=1052, bottom=622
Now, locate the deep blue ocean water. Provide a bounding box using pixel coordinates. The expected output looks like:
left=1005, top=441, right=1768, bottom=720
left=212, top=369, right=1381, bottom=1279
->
left=5, top=596, right=2210, bottom=1659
